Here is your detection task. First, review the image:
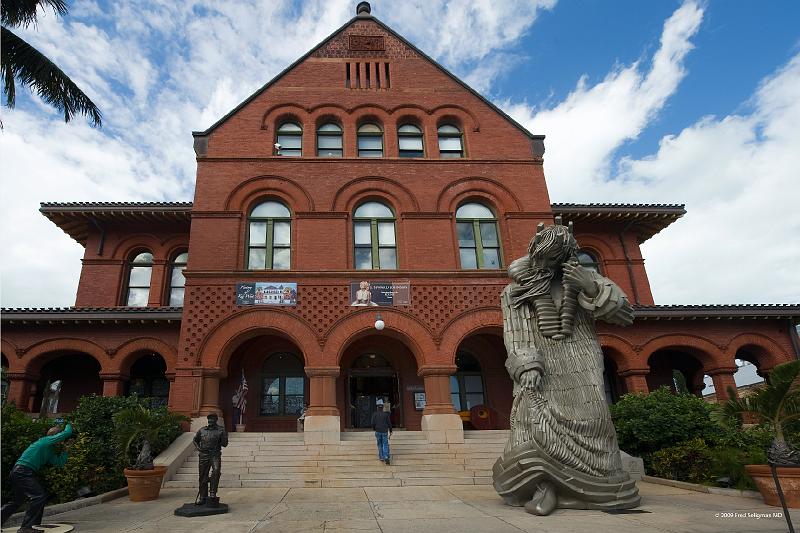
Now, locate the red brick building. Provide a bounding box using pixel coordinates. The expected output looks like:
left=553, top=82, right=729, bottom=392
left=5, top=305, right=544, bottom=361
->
left=3, top=4, right=798, bottom=442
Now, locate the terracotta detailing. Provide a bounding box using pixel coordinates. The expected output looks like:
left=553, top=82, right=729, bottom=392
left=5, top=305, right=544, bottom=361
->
left=620, top=369, right=650, bottom=394
left=419, top=365, right=457, bottom=415
left=306, top=366, right=340, bottom=416
left=199, top=369, right=222, bottom=416
left=100, top=372, right=128, bottom=397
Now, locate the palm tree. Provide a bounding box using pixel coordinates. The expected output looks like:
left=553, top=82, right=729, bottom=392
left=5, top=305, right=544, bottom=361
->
left=2, top=0, right=101, bottom=126
left=719, top=360, right=800, bottom=465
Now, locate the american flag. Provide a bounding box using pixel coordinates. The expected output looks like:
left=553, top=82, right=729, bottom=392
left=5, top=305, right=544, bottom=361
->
left=235, top=369, right=248, bottom=413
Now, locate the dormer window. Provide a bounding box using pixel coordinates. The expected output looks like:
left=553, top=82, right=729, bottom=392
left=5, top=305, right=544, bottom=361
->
left=398, top=124, right=424, bottom=158
left=276, top=122, right=302, bottom=157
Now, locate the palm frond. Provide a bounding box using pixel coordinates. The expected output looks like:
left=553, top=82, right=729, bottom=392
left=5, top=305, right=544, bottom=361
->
left=1, top=0, right=67, bottom=29
left=1, top=26, right=101, bottom=126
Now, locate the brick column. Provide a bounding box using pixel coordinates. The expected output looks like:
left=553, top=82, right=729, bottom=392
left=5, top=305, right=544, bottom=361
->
left=6, top=372, right=37, bottom=411
left=708, top=367, right=738, bottom=401
left=148, top=259, right=167, bottom=307
left=619, top=369, right=650, bottom=394
left=100, top=372, right=128, bottom=397
left=303, top=366, right=341, bottom=444
left=418, top=365, right=462, bottom=444
left=199, top=368, right=222, bottom=416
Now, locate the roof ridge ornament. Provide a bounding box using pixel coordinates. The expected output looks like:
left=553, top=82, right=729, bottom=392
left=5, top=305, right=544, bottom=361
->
left=356, top=2, right=372, bottom=17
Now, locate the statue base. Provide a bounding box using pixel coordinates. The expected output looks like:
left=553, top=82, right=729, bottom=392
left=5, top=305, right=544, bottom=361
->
left=174, top=497, right=229, bottom=517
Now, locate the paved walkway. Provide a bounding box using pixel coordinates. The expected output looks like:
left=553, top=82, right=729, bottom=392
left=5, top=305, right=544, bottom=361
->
left=12, top=482, right=795, bottom=532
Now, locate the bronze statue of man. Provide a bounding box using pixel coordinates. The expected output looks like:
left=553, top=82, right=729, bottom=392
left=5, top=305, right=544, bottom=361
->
left=492, top=219, right=640, bottom=515
left=194, top=413, right=228, bottom=504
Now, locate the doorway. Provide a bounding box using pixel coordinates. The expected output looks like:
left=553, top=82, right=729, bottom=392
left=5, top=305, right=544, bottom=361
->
left=348, top=353, right=402, bottom=429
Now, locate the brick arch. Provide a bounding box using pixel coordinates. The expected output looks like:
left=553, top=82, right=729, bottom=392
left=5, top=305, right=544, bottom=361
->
left=331, top=176, right=420, bottom=212
left=436, top=176, right=523, bottom=213
left=573, top=235, right=616, bottom=264
left=225, top=175, right=314, bottom=212
left=324, top=309, right=436, bottom=368
left=1, top=338, right=22, bottom=372
left=726, top=333, right=789, bottom=371
left=351, top=105, right=392, bottom=122
left=598, top=334, right=638, bottom=371
left=641, top=334, right=722, bottom=370
left=438, top=308, right=503, bottom=364
left=21, top=338, right=109, bottom=374
left=197, top=308, right=322, bottom=377
left=310, top=107, right=347, bottom=129
left=111, top=338, right=178, bottom=376
left=260, top=104, right=309, bottom=131
left=110, top=236, right=161, bottom=260
left=391, top=110, right=427, bottom=129
left=430, top=105, right=480, bottom=132
left=160, top=236, right=190, bottom=259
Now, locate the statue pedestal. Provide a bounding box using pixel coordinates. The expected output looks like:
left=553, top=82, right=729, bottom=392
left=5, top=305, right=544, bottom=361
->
left=303, top=415, right=340, bottom=444
left=174, top=497, right=229, bottom=517
left=421, top=414, right=464, bottom=444
left=235, top=424, right=246, bottom=432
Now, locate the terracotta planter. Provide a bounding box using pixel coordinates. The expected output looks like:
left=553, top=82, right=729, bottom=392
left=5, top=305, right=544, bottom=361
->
left=124, top=465, right=167, bottom=502
left=746, top=464, right=800, bottom=507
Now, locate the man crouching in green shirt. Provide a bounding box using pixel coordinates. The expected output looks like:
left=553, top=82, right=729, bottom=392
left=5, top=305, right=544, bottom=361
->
left=1, top=423, right=74, bottom=533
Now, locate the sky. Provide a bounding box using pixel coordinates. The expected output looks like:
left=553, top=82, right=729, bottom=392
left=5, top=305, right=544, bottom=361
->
left=1, top=0, right=799, bottom=310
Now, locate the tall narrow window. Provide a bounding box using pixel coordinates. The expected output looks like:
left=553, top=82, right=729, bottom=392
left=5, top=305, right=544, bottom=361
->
left=357, top=123, right=383, bottom=157
left=456, top=203, right=501, bottom=269
left=260, top=352, right=305, bottom=416
left=248, top=201, right=291, bottom=270
left=354, top=201, right=396, bottom=270
left=276, top=122, right=302, bottom=157
left=168, top=252, right=188, bottom=306
left=317, top=123, right=343, bottom=157
left=450, top=352, right=485, bottom=412
left=438, top=124, right=464, bottom=158
left=125, top=251, right=153, bottom=306
left=577, top=250, right=601, bottom=273
left=398, top=124, right=424, bottom=158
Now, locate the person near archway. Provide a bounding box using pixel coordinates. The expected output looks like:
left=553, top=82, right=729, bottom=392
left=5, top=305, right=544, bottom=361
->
left=371, top=399, right=392, bottom=464
left=1, top=423, right=74, bottom=532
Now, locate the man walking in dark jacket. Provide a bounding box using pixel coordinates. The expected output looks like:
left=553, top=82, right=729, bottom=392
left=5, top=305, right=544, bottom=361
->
left=371, top=400, right=392, bottom=464
left=1, top=423, right=74, bottom=533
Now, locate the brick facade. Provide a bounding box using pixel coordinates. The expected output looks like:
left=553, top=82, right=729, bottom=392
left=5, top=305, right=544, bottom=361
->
left=2, top=9, right=798, bottom=431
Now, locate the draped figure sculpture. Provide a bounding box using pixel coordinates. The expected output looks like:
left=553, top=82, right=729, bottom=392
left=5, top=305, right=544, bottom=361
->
left=492, top=219, right=641, bottom=516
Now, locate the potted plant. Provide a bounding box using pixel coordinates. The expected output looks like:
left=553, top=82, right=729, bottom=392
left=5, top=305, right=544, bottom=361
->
left=719, top=360, right=800, bottom=507
left=113, top=404, right=186, bottom=502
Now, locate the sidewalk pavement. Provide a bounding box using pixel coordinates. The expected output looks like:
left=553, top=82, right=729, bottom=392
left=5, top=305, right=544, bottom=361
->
left=10, top=482, right=795, bottom=532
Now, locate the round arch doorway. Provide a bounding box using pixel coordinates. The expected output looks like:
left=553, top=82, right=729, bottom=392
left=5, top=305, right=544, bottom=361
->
left=348, top=353, right=402, bottom=429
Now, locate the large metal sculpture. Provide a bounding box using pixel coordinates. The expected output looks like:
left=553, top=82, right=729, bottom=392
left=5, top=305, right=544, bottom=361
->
left=175, top=413, right=229, bottom=517
left=492, top=219, right=641, bottom=515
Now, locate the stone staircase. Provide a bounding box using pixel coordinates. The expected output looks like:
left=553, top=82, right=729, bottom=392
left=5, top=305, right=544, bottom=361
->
left=165, top=430, right=508, bottom=489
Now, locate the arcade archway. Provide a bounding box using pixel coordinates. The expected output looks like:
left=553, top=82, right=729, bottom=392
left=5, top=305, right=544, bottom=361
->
left=33, top=353, right=102, bottom=414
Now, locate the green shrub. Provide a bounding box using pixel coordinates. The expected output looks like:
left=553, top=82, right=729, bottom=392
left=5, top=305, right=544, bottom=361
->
left=610, top=387, right=716, bottom=466
left=1, top=404, right=53, bottom=501
left=650, top=438, right=714, bottom=484
left=709, top=445, right=767, bottom=491
left=3, top=395, right=185, bottom=504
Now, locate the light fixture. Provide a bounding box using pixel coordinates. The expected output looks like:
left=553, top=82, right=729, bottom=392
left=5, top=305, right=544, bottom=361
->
left=374, top=313, right=385, bottom=331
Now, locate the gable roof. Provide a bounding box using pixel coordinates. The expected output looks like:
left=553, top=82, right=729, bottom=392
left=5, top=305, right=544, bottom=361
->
left=192, top=7, right=541, bottom=143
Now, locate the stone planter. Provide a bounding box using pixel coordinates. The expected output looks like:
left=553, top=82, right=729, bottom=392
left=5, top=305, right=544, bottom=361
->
left=745, top=464, right=800, bottom=507
left=124, top=465, right=167, bottom=502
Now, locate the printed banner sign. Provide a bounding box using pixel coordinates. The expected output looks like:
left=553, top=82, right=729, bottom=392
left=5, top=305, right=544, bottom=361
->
left=236, top=282, right=297, bottom=306
left=350, top=281, right=410, bottom=306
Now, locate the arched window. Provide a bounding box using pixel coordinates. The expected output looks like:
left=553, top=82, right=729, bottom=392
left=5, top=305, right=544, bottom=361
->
left=260, top=353, right=305, bottom=416
left=317, top=123, right=343, bottom=157
left=438, top=124, right=464, bottom=158
left=247, top=201, right=291, bottom=270
left=276, top=121, right=302, bottom=157
left=456, top=203, right=501, bottom=269
left=167, top=252, right=188, bottom=306
left=398, top=124, right=423, bottom=158
left=354, top=201, right=396, bottom=270
left=577, top=250, right=601, bottom=273
left=450, top=352, right=485, bottom=412
left=125, top=251, right=153, bottom=306
left=357, top=123, right=383, bottom=157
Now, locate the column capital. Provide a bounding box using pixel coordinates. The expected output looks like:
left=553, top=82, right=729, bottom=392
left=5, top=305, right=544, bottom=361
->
left=99, top=372, right=129, bottom=381
left=304, top=366, right=340, bottom=377
left=5, top=372, right=38, bottom=381
left=618, top=368, right=650, bottom=378
left=202, top=367, right=222, bottom=378
left=418, top=365, right=456, bottom=377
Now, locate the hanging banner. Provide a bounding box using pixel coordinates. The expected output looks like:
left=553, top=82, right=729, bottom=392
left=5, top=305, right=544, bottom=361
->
left=236, top=282, right=297, bottom=305
left=350, top=281, right=410, bottom=306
